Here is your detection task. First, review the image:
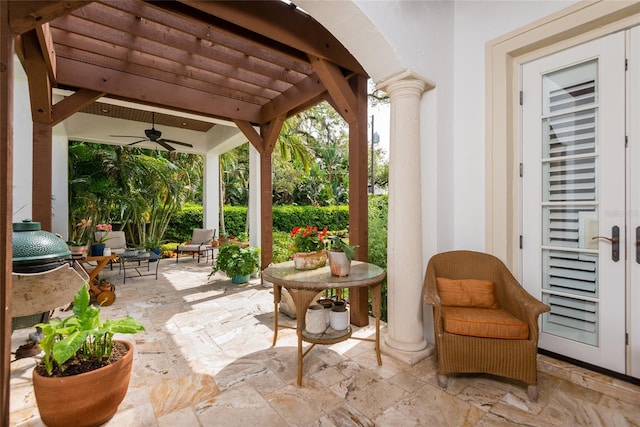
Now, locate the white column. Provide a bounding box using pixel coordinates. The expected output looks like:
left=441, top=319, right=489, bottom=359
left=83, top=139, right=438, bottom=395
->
left=203, top=150, right=220, bottom=236
left=248, top=144, right=261, bottom=249
left=380, top=72, right=433, bottom=364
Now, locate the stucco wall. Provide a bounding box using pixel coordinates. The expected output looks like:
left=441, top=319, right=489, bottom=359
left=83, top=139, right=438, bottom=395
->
left=301, top=0, right=576, bottom=253
left=452, top=1, right=575, bottom=250
left=12, top=58, right=32, bottom=224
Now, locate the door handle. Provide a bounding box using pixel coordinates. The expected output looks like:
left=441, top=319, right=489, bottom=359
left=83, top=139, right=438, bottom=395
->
left=592, top=225, right=619, bottom=261
left=636, top=227, right=640, bottom=264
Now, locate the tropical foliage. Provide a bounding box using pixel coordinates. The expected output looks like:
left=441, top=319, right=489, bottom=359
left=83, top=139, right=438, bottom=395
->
left=36, top=283, right=145, bottom=376
left=68, top=142, right=202, bottom=247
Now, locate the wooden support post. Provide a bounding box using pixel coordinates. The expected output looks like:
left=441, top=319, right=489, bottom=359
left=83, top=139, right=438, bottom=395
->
left=0, top=1, right=14, bottom=423
left=348, top=74, right=370, bottom=326
left=32, top=121, right=52, bottom=231
left=260, top=150, right=274, bottom=268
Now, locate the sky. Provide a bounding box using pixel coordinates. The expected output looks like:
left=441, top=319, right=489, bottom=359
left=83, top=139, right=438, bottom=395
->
left=370, top=102, right=390, bottom=159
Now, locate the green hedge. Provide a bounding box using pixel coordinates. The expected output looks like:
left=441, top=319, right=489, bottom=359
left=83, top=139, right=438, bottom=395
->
left=164, top=202, right=205, bottom=243
left=167, top=204, right=351, bottom=240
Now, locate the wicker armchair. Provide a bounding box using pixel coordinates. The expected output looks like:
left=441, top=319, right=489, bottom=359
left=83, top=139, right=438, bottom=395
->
left=423, top=250, right=550, bottom=401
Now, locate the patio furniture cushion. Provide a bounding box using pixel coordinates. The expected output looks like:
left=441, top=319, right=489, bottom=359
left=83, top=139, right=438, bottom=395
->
left=436, top=277, right=498, bottom=309
left=441, top=306, right=529, bottom=340
left=190, top=228, right=215, bottom=245
left=95, top=231, right=126, bottom=255
left=178, top=244, right=210, bottom=252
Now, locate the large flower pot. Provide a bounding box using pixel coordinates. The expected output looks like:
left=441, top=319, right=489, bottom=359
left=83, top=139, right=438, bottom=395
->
left=90, top=243, right=105, bottom=256
left=292, top=250, right=327, bottom=270
left=32, top=340, right=134, bottom=427
left=231, top=274, right=250, bottom=284
left=327, top=250, right=351, bottom=276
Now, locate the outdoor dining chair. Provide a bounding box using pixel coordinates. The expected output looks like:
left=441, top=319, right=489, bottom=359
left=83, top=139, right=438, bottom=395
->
left=175, top=228, right=216, bottom=263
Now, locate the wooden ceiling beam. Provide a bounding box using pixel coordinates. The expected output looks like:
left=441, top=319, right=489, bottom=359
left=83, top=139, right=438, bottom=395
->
left=260, top=73, right=326, bottom=123
left=309, top=55, right=357, bottom=123
left=233, top=119, right=264, bottom=154
left=50, top=26, right=287, bottom=98
left=35, top=23, right=56, bottom=83
left=261, top=116, right=285, bottom=155
left=105, top=0, right=312, bottom=75
left=55, top=57, right=262, bottom=123
left=51, top=89, right=104, bottom=126
left=59, top=3, right=309, bottom=84
left=180, top=0, right=366, bottom=76
left=19, top=29, right=52, bottom=124
left=144, top=0, right=311, bottom=69
left=8, top=0, right=90, bottom=35
left=54, top=44, right=271, bottom=105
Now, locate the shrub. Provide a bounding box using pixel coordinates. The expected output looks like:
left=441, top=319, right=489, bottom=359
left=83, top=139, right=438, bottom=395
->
left=164, top=203, right=203, bottom=242
left=368, top=195, right=388, bottom=321
left=272, top=230, right=292, bottom=263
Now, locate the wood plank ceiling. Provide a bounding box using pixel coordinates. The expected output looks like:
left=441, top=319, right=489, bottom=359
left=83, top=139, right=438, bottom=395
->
left=9, top=0, right=367, bottom=130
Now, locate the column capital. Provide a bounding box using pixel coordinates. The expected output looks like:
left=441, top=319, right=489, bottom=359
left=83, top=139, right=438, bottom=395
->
left=377, top=69, right=435, bottom=97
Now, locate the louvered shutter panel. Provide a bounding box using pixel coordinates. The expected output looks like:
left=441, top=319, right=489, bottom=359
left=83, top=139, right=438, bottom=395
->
left=540, top=60, right=599, bottom=346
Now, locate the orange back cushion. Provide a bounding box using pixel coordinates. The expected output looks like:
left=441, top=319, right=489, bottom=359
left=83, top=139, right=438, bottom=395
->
left=436, top=277, right=498, bottom=309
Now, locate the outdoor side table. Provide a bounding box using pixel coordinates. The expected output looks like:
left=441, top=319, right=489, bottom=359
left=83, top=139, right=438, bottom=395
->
left=120, top=251, right=160, bottom=284
left=262, top=260, right=386, bottom=386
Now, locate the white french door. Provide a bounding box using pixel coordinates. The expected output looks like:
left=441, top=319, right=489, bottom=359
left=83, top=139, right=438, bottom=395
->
left=522, top=31, right=632, bottom=375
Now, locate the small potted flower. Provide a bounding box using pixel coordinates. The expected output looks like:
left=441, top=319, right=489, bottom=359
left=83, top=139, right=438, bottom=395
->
left=91, top=223, right=112, bottom=256
left=290, top=225, right=329, bottom=270
left=68, top=218, right=92, bottom=257
left=327, top=235, right=358, bottom=277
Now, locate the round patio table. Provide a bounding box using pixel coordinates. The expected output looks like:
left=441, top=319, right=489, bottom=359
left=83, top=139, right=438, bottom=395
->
left=262, top=260, right=386, bottom=386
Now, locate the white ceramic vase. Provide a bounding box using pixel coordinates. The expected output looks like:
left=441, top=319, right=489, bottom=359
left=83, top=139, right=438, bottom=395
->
left=327, top=251, right=351, bottom=276
left=329, top=307, right=349, bottom=331
left=305, top=304, right=326, bottom=334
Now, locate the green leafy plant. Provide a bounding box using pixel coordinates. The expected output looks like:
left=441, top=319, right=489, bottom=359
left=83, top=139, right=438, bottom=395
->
left=327, top=235, right=358, bottom=260
left=144, top=234, right=164, bottom=250
left=36, top=283, right=146, bottom=376
left=213, top=243, right=260, bottom=278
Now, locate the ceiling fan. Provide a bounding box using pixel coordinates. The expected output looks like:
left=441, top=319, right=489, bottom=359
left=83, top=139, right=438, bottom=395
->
left=110, top=112, right=193, bottom=152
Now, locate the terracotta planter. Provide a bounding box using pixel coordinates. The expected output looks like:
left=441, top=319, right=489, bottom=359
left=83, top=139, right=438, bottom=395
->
left=292, top=250, right=327, bottom=270
left=69, top=245, right=89, bottom=258
left=33, top=340, right=134, bottom=427
left=327, top=250, right=351, bottom=276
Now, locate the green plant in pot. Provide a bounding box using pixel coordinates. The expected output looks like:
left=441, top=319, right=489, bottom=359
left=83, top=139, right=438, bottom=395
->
left=327, top=235, right=358, bottom=277
left=213, top=243, right=261, bottom=284
left=33, top=283, right=145, bottom=427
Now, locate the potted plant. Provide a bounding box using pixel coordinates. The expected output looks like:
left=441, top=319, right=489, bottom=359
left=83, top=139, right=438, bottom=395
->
left=213, top=243, right=261, bottom=284
left=144, top=234, right=164, bottom=261
left=91, top=223, right=112, bottom=256
left=33, top=283, right=146, bottom=427
left=327, top=235, right=358, bottom=277
left=289, top=226, right=329, bottom=270
left=67, top=218, right=93, bottom=257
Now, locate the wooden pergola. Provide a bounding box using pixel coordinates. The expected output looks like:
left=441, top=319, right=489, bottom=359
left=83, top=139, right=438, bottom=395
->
left=0, top=1, right=371, bottom=422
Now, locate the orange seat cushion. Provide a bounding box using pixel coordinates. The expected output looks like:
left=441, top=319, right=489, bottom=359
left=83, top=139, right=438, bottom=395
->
left=436, top=278, right=498, bottom=309
left=441, top=306, right=529, bottom=339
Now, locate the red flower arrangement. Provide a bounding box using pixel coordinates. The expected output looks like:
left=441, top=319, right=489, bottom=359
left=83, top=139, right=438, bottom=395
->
left=290, top=225, right=328, bottom=253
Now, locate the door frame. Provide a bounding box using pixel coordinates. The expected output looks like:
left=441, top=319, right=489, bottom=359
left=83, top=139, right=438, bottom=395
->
left=485, top=0, right=640, bottom=270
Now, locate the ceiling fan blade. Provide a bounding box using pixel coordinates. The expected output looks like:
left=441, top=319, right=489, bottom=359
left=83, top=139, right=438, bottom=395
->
left=127, top=139, right=147, bottom=146
left=110, top=135, right=145, bottom=138
left=160, top=138, right=193, bottom=148
left=156, top=139, right=176, bottom=152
